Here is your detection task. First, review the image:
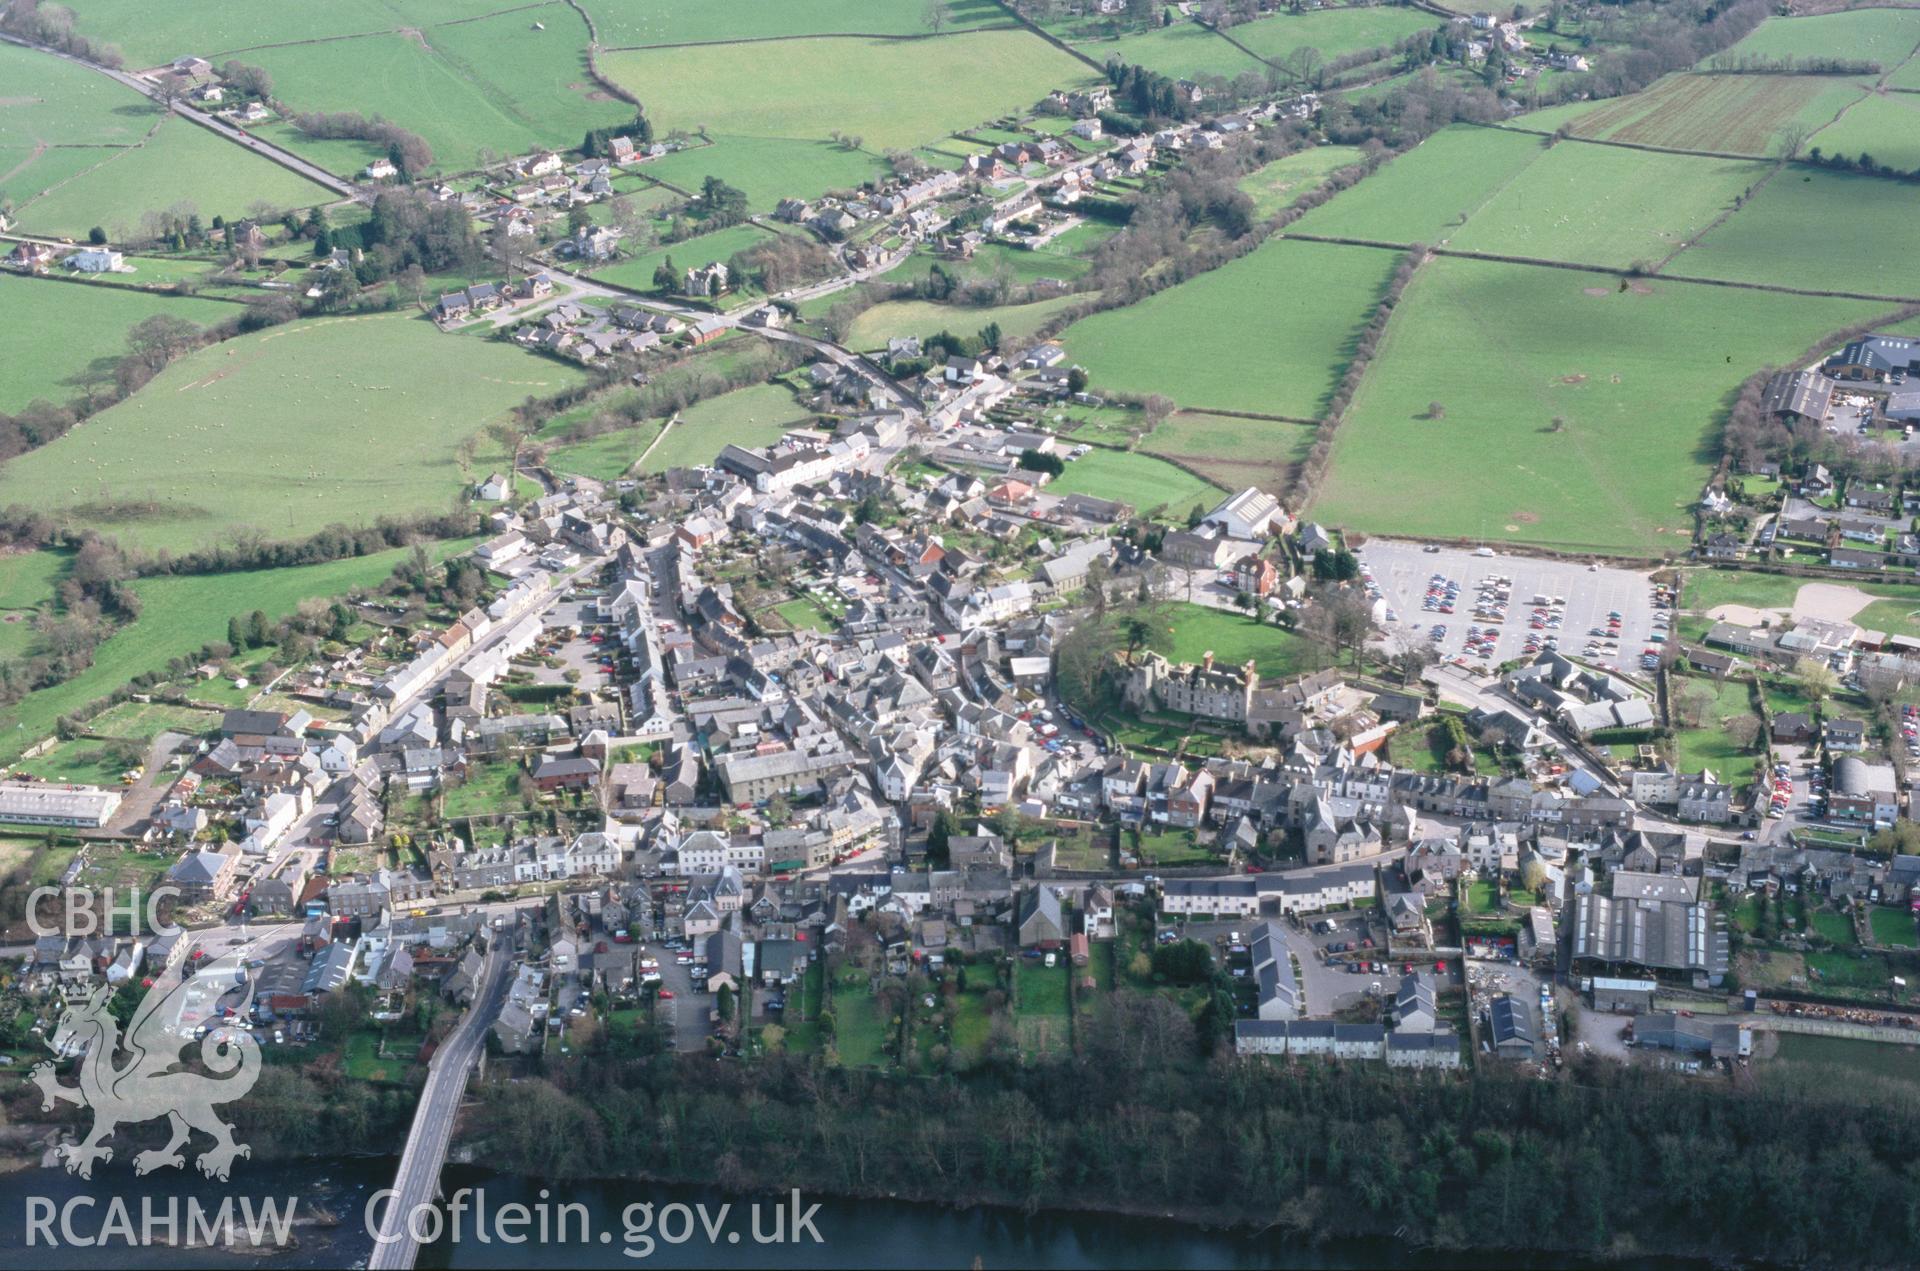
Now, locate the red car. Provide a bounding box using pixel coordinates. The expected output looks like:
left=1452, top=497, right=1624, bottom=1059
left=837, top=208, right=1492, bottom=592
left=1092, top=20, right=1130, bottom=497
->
left=657, top=989, right=675, bottom=1000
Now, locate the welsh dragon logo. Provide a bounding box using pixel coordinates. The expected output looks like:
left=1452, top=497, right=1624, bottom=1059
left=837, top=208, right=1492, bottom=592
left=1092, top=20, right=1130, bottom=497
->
left=31, top=966, right=263, bottom=1180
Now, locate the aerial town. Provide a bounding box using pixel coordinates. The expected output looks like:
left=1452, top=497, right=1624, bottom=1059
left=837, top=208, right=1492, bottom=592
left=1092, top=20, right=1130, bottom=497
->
left=4, top=0, right=1920, bottom=1265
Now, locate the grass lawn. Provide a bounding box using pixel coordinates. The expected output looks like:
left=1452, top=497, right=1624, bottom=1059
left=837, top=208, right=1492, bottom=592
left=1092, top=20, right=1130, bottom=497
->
left=1673, top=168, right=1920, bottom=299
left=0, top=314, right=577, bottom=555
left=1060, top=238, right=1401, bottom=417
left=1290, top=125, right=1548, bottom=248
left=604, top=30, right=1093, bottom=152
left=773, top=596, right=837, bottom=632
left=83, top=700, right=220, bottom=742
left=1132, top=828, right=1215, bottom=867
left=1804, top=949, right=1896, bottom=993
left=11, top=738, right=139, bottom=786
left=1809, top=907, right=1856, bottom=946
left=1073, top=23, right=1264, bottom=80
left=639, top=382, right=814, bottom=473
left=947, top=982, right=998, bottom=1068
left=1237, top=145, right=1368, bottom=220
left=1045, top=449, right=1222, bottom=520
left=0, top=277, right=239, bottom=416
left=248, top=8, right=630, bottom=173
left=1465, top=879, right=1497, bottom=915
left=1309, top=257, right=1882, bottom=554
left=341, top=1030, right=421, bottom=1085
left=588, top=223, right=778, bottom=294
left=1712, top=8, right=1920, bottom=67
left=544, top=422, right=664, bottom=483
left=842, top=294, right=1083, bottom=352
left=1140, top=411, right=1313, bottom=495
left=442, top=759, right=527, bottom=820
left=1140, top=602, right=1321, bottom=678
left=830, top=973, right=891, bottom=1067
left=1447, top=145, right=1770, bottom=271
left=633, top=135, right=888, bottom=211
left=0, top=538, right=473, bottom=762
left=1522, top=73, right=1866, bottom=158
left=1670, top=673, right=1761, bottom=784
left=1387, top=712, right=1503, bottom=777
left=1870, top=906, right=1920, bottom=948
left=585, top=0, right=1011, bottom=45
left=1015, top=957, right=1070, bottom=1055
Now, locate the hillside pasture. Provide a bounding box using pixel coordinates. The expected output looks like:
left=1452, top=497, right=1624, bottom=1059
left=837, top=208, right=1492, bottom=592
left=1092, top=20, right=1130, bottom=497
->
left=0, top=550, right=69, bottom=662
left=639, top=383, right=816, bottom=474
left=1289, top=124, right=1547, bottom=247
left=1309, top=257, right=1882, bottom=553
left=1228, top=8, right=1441, bottom=69
left=587, top=223, right=779, bottom=294
left=1237, top=144, right=1368, bottom=219
left=604, top=31, right=1093, bottom=152
left=1710, top=9, right=1920, bottom=68
left=544, top=422, right=665, bottom=483
left=52, top=0, right=408, bottom=67
left=1527, top=73, right=1867, bottom=157
left=0, top=315, right=580, bottom=555
left=1447, top=144, right=1771, bottom=271
left=632, top=135, right=887, bottom=211
left=843, top=294, right=1083, bottom=352
left=585, top=0, right=1011, bottom=46
left=1808, top=91, right=1920, bottom=175
left=1058, top=238, right=1401, bottom=417
left=0, top=276, right=238, bottom=415
left=1140, top=412, right=1315, bottom=496
left=1073, top=23, right=1264, bottom=81
left=1672, top=168, right=1920, bottom=300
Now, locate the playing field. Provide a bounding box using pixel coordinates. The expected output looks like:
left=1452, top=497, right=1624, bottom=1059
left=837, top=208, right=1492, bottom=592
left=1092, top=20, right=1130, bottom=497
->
left=1447, top=144, right=1770, bottom=271
left=246, top=10, right=630, bottom=173
left=1671, top=168, right=1920, bottom=300
left=0, top=276, right=238, bottom=415
left=634, top=135, right=888, bottom=211
left=1140, top=411, right=1314, bottom=497
left=1237, top=145, right=1368, bottom=220
left=0, top=539, right=474, bottom=761
left=639, top=383, right=815, bottom=473
left=1073, top=23, right=1263, bottom=81
left=1289, top=125, right=1548, bottom=247
left=1711, top=8, right=1920, bottom=67
left=1808, top=91, right=1920, bottom=175
left=0, top=315, right=580, bottom=555
left=1524, top=73, right=1867, bottom=157
left=1046, top=449, right=1222, bottom=520
left=1309, top=257, right=1883, bottom=553
left=0, top=42, right=333, bottom=234
left=843, top=294, right=1083, bottom=352
left=1228, top=8, right=1440, bottom=68
left=1058, top=238, right=1401, bottom=417
left=604, top=31, right=1094, bottom=152
left=585, top=0, right=1011, bottom=46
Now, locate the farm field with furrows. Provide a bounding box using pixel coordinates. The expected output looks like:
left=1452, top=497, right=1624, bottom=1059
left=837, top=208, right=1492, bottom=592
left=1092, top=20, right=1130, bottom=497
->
left=0, top=315, right=576, bottom=555
left=1515, top=73, right=1867, bottom=156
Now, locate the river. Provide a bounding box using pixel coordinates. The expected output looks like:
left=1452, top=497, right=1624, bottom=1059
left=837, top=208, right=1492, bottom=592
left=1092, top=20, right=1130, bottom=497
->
left=0, top=1157, right=1680, bottom=1269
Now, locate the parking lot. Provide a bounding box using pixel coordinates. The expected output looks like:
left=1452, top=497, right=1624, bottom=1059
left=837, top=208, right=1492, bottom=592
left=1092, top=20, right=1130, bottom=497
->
left=1359, top=541, right=1672, bottom=676
left=1167, top=912, right=1451, bottom=1015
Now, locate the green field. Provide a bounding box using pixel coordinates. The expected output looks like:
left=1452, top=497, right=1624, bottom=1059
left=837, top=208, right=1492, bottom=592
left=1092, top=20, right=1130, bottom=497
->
left=1673, top=168, right=1920, bottom=299
left=588, top=223, right=778, bottom=294
left=605, top=31, right=1093, bottom=152
left=586, top=0, right=1011, bottom=46
left=1061, top=239, right=1398, bottom=417
left=1228, top=8, right=1440, bottom=67
left=1014, top=957, right=1069, bottom=1056
left=830, top=973, right=891, bottom=1068
left=1138, top=602, right=1320, bottom=678
left=54, top=0, right=414, bottom=67
left=83, top=700, right=221, bottom=741
left=1073, top=23, right=1263, bottom=81
left=1448, top=145, right=1770, bottom=271
left=1669, top=673, right=1760, bottom=784
left=0, top=539, right=472, bottom=761
left=1808, top=91, right=1920, bottom=176
left=0, top=550, right=70, bottom=661
left=634, top=135, right=888, bottom=211
left=1140, top=411, right=1314, bottom=495
left=1045, top=449, right=1222, bottom=519
left=0, top=314, right=578, bottom=555
left=248, top=10, right=631, bottom=174
left=843, top=294, right=1082, bottom=352
left=545, top=422, right=664, bottom=483
left=1290, top=125, right=1549, bottom=247
left=1, top=42, right=333, bottom=235
left=1681, top=570, right=1920, bottom=638
left=0, top=276, right=239, bottom=415
left=1870, top=907, right=1919, bottom=948
left=639, top=382, right=814, bottom=473
left=1774, top=1033, right=1920, bottom=1089
left=1309, top=257, right=1881, bottom=553
left=1237, top=145, right=1368, bottom=220
left=1520, top=73, right=1867, bottom=157
left=1712, top=9, right=1920, bottom=67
